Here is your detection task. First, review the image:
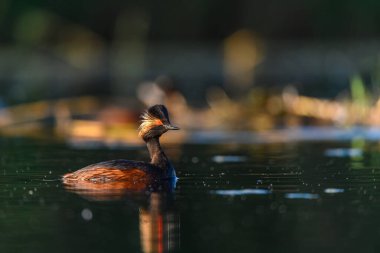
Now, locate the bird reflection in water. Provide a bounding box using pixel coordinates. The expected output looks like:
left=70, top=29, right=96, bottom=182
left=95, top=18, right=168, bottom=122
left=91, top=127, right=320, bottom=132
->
left=63, top=179, right=180, bottom=253
left=139, top=193, right=179, bottom=253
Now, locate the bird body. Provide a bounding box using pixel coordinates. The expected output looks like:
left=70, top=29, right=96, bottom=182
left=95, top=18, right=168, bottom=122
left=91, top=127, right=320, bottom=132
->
left=62, top=105, right=179, bottom=192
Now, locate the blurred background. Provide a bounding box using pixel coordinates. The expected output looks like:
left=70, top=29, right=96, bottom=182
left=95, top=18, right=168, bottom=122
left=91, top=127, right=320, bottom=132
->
left=2, top=0, right=380, bottom=142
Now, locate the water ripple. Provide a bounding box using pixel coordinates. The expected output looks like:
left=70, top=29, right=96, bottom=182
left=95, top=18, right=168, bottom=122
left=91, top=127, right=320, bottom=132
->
left=285, top=193, right=320, bottom=199
left=211, top=189, right=271, bottom=196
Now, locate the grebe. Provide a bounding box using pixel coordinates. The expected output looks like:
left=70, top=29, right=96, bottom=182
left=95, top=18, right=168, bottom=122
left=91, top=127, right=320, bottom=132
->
left=62, top=104, right=179, bottom=191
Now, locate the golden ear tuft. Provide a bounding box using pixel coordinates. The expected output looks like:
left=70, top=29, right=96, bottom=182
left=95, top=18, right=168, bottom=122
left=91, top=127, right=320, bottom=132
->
left=138, top=111, right=163, bottom=137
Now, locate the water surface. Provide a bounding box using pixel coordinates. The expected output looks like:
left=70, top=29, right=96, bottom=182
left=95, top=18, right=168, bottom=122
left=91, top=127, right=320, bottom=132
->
left=1, top=137, right=380, bottom=252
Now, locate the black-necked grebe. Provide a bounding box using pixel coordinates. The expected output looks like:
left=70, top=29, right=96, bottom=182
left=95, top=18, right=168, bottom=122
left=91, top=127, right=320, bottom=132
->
left=62, top=104, right=179, bottom=191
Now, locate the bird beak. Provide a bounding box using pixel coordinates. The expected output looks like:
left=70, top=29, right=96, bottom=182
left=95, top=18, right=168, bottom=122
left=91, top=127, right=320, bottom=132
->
left=165, top=124, right=180, bottom=130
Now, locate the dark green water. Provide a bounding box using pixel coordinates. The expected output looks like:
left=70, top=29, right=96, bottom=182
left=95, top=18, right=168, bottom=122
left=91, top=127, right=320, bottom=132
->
left=1, top=137, right=380, bottom=253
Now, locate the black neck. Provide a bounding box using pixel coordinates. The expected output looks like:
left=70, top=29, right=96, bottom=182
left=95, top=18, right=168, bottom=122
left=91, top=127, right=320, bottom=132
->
left=146, top=137, right=168, bottom=168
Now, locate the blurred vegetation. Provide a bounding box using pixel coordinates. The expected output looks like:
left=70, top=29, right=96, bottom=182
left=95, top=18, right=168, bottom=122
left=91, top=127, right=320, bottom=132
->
left=0, top=1, right=380, bottom=104
left=1, top=1, right=380, bottom=142
left=3, top=0, right=380, bottom=42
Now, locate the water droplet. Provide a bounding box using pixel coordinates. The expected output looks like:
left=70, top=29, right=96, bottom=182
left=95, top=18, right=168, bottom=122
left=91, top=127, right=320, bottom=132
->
left=81, top=208, right=93, bottom=221
left=278, top=205, right=287, bottom=213
left=191, top=157, right=199, bottom=163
